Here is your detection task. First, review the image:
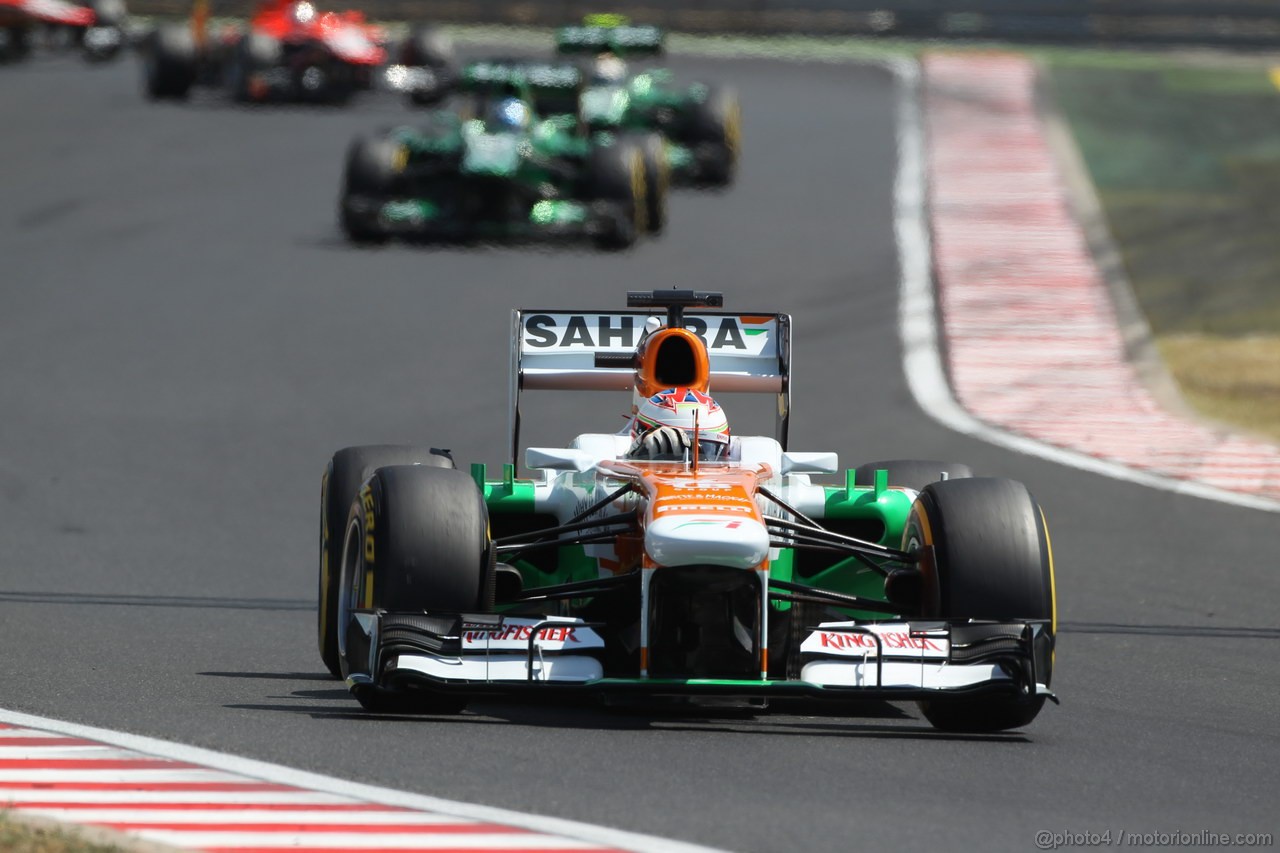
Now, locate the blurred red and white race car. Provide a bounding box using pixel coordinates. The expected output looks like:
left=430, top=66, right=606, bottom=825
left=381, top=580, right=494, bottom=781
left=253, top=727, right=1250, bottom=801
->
left=142, top=0, right=454, bottom=104
left=0, top=0, right=127, bottom=62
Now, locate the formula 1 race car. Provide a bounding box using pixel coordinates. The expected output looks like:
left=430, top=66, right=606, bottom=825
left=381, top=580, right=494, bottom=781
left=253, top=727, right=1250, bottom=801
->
left=338, top=62, right=663, bottom=248
left=556, top=17, right=741, bottom=186
left=0, top=0, right=127, bottom=62
left=142, top=0, right=453, bottom=104
left=317, top=291, right=1059, bottom=733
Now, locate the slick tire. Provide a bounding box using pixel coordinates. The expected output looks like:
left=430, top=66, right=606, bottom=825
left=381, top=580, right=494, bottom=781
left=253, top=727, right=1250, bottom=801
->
left=81, top=0, right=126, bottom=62
left=93, top=0, right=127, bottom=27
left=853, top=459, right=974, bottom=492
left=228, top=33, right=280, bottom=102
left=143, top=24, right=197, bottom=99
left=339, top=135, right=404, bottom=244
left=81, top=26, right=124, bottom=62
left=318, top=445, right=454, bottom=679
left=1, top=25, right=33, bottom=62
left=588, top=142, right=646, bottom=250
left=625, top=132, right=669, bottom=234
left=400, top=25, right=456, bottom=106
left=903, top=478, right=1055, bottom=733
left=689, top=86, right=741, bottom=186
left=338, top=465, right=494, bottom=713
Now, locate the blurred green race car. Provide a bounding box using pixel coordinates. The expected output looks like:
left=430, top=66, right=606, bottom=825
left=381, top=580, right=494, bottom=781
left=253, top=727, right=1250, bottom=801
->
left=339, top=61, right=663, bottom=249
left=556, top=16, right=741, bottom=187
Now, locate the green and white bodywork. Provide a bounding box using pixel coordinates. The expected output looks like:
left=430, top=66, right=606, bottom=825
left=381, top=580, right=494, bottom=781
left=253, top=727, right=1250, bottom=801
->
left=338, top=62, right=658, bottom=247
left=555, top=18, right=742, bottom=186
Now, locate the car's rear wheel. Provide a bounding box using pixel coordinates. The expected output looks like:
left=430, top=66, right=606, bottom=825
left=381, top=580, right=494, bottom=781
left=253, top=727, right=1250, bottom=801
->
left=400, top=25, right=456, bottom=106
left=337, top=465, right=493, bottom=713
left=79, top=0, right=126, bottom=62
left=143, top=24, right=197, bottom=99
left=689, top=86, right=740, bottom=186
left=625, top=132, right=669, bottom=234
left=903, top=477, right=1055, bottom=732
left=0, top=25, right=33, bottom=61
left=318, top=445, right=454, bottom=678
left=588, top=142, right=646, bottom=250
left=227, top=32, right=280, bottom=102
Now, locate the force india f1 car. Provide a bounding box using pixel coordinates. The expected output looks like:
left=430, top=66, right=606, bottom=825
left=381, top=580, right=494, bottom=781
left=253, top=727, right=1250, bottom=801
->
left=339, top=63, right=663, bottom=249
left=318, top=291, right=1058, bottom=733
left=142, top=0, right=453, bottom=104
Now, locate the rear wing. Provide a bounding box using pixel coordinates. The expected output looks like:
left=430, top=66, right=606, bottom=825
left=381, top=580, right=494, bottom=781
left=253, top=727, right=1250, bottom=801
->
left=509, top=306, right=791, bottom=465
left=555, top=23, right=664, bottom=57
left=459, top=60, right=584, bottom=112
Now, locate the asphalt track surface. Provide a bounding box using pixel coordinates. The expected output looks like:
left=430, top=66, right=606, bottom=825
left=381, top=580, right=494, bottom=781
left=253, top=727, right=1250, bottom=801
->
left=2, top=47, right=1278, bottom=852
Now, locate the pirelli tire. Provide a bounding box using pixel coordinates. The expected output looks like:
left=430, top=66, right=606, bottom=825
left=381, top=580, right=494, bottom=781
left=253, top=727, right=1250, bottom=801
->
left=588, top=142, right=646, bottom=250
left=339, top=135, right=404, bottom=244
left=853, top=460, right=975, bottom=492
left=903, top=477, right=1055, bottom=733
left=143, top=23, right=197, bottom=100
left=625, top=132, right=669, bottom=234
left=689, top=86, right=741, bottom=186
left=338, top=465, right=494, bottom=713
left=399, top=25, right=456, bottom=106
left=80, top=0, right=127, bottom=62
left=228, top=32, right=281, bottom=102
left=1, top=24, right=33, bottom=61
left=318, top=445, right=454, bottom=679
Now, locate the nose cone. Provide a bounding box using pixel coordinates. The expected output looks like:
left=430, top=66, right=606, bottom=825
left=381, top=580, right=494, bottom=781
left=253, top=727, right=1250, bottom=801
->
left=646, top=516, right=769, bottom=569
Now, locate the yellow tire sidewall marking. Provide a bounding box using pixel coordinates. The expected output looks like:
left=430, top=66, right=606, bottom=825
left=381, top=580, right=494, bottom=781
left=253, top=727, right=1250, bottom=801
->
left=1039, top=504, right=1059, bottom=637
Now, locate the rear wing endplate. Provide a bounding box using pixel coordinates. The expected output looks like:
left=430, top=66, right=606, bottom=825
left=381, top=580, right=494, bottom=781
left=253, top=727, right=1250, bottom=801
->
left=509, top=307, right=791, bottom=465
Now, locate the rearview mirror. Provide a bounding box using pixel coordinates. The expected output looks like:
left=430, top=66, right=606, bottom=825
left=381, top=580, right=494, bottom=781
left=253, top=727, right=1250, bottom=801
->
left=525, top=447, right=596, bottom=472
left=780, top=451, right=838, bottom=475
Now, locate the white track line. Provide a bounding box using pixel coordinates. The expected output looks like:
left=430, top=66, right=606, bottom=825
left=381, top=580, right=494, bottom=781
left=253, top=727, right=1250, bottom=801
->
left=16, top=809, right=468, bottom=824
left=134, top=831, right=606, bottom=849
left=0, top=710, right=727, bottom=853
left=892, top=53, right=1280, bottom=514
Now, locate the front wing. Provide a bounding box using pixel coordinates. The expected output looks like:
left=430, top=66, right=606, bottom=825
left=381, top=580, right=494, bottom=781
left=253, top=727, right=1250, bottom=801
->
left=341, top=195, right=627, bottom=241
left=344, top=612, right=1054, bottom=704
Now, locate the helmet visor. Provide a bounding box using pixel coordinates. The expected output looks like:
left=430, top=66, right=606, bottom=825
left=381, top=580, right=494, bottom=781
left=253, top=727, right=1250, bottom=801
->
left=696, top=437, right=729, bottom=461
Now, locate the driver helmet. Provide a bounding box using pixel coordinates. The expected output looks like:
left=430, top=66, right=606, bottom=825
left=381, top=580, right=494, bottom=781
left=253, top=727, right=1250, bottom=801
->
left=288, top=0, right=316, bottom=24
left=631, top=387, right=730, bottom=461
left=591, top=53, right=628, bottom=85
left=485, top=97, right=532, bottom=133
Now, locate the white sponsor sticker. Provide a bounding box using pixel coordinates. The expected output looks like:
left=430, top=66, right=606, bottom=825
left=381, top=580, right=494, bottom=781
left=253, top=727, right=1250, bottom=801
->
left=459, top=618, right=604, bottom=652
left=520, top=313, right=777, bottom=358
left=655, top=504, right=754, bottom=514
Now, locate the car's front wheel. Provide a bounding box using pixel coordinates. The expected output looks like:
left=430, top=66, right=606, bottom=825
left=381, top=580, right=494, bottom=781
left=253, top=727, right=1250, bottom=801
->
left=337, top=464, right=493, bottom=712
left=318, top=445, right=454, bottom=678
left=339, top=135, right=407, bottom=244
left=903, top=477, right=1055, bottom=732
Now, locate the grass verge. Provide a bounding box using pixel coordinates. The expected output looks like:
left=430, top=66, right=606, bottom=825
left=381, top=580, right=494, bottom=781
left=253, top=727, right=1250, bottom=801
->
left=0, top=812, right=130, bottom=853
left=1047, top=58, right=1280, bottom=441
left=1158, top=334, right=1280, bottom=442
